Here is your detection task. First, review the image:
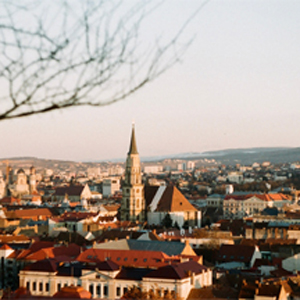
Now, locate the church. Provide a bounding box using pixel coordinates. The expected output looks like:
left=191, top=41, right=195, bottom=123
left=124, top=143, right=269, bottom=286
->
left=121, top=125, right=201, bottom=228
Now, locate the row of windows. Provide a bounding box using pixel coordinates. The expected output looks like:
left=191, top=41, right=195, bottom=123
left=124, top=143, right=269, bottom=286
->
left=89, top=284, right=108, bottom=296
left=126, top=198, right=141, bottom=208
left=27, top=281, right=49, bottom=292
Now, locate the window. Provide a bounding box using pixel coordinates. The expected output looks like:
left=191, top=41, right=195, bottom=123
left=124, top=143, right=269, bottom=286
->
left=89, top=284, right=94, bottom=296
left=136, top=199, right=140, bottom=208
left=57, top=283, right=61, bottom=292
left=33, top=282, right=36, bottom=291
left=39, top=282, right=43, bottom=292
left=116, top=287, right=121, bottom=297
left=117, top=257, right=121, bottom=261
left=124, top=257, right=128, bottom=261
left=123, top=287, right=128, bottom=294
left=104, top=286, right=108, bottom=296
left=143, top=258, right=147, bottom=262
left=96, top=285, right=101, bottom=296
left=45, top=283, right=49, bottom=292
left=26, top=282, right=30, bottom=291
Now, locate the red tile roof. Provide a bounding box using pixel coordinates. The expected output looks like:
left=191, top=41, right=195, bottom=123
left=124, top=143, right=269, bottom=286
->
left=0, top=244, right=13, bottom=250
left=0, top=235, right=31, bottom=244
left=76, top=248, right=187, bottom=269
left=53, top=285, right=91, bottom=299
left=144, top=260, right=208, bottom=279
left=61, top=212, right=98, bottom=222
left=5, top=208, right=53, bottom=219
left=224, top=193, right=290, bottom=202
left=17, top=243, right=81, bottom=261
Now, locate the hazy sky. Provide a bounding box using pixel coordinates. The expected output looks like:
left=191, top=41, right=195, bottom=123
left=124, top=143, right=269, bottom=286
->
left=0, top=0, right=299, bottom=161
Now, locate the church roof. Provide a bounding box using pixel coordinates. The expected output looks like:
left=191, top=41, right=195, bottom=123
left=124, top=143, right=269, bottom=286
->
left=145, top=185, right=197, bottom=212
left=128, top=125, right=138, bottom=154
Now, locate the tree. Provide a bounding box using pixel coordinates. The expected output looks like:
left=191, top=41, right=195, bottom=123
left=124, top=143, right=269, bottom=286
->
left=0, top=0, right=202, bottom=121
left=161, top=213, right=173, bottom=228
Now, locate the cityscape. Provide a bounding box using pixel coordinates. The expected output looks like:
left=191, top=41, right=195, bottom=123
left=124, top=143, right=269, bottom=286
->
left=1, top=1, right=300, bottom=300
left=1, top=125, right=300, bottom=299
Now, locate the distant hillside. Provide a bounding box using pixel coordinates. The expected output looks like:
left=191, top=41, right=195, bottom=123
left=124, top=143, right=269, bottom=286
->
left=164, top=147, right=300, bottom=165
left=1, top=147, right=299, bottom=169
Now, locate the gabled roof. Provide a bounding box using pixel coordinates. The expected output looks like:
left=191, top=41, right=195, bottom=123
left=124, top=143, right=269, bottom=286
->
left=76, top=248, right=171, bottom=269
left=128, top=239, right=192, bottom=256
left=17, top=243, right=81, bottom=261
left=145, top=185, right=197, bottom=212
left=94, top=230, right=144, bottom=243
left=102, top=204, right=120, bottom=212
left=95, top=260, right=119, bottom=271
left=0, top=244, right=13, bottom=250
left=216, top=244, right=256, bottom=263
left=5, top=208, right=53, bottom=219
left=54, top=185, right=85, bottom=196
left=144, top=260, right=208, bottom=279
left=23, top=258, right=58, bottom=272
left=95, top=239, right=194, bottom=256
left=61, top=211, right=98, bottom=222
left=0, top=235, right=31, bottom=244
left=0, top=197, right=21, bottom=205
left=224, top=193, right=290, bottom=202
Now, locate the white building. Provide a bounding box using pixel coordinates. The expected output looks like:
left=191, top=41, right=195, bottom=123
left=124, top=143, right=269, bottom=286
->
left=19, top=259, right=212, bottom=300
left=223, top=193, right=291, bottom=219
left=143, top=165, right=163, bottom=174
left=227, top=172, right=243, bottom=184
left=102, top=177, right=121, bottom=198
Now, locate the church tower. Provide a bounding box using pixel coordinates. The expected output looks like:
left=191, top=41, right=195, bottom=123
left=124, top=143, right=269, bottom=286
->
left=121, top=124, right=146, bottom=222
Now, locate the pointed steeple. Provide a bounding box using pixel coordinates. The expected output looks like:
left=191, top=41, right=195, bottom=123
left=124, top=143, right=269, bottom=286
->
left=128, top=123, right=138, bottom=155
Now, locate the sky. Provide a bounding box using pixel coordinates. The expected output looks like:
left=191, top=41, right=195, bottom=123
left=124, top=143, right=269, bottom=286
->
left=0, top=0, right=300, bottom=162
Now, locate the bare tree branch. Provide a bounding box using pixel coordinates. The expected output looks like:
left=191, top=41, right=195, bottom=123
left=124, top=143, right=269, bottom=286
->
left=0, top=0, right=208, bottom=121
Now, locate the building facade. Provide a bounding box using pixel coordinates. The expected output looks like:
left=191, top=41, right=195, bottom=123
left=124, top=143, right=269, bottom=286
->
left=120, top=125, right=146, bottom=222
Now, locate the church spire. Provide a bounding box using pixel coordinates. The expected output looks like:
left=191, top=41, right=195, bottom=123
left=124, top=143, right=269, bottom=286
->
left=128, top=123, right=138, bottom=155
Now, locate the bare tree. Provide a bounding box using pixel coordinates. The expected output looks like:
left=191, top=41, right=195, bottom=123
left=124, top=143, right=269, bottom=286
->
left=0, top=0, right=205, bottom=121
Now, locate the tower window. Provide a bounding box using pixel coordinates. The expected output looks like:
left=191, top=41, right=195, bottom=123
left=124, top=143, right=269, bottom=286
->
left=136, top=199, right=139, bottom=208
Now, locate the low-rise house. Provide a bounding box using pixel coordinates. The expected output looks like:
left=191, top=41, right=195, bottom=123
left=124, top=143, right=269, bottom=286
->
left=206, top=194, right=225, bottom=208
left=52, top=184, right=92, bottom=203
left=223, top=193, right=291, bottom=219
left=215, top=244, right=261, bottom=269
